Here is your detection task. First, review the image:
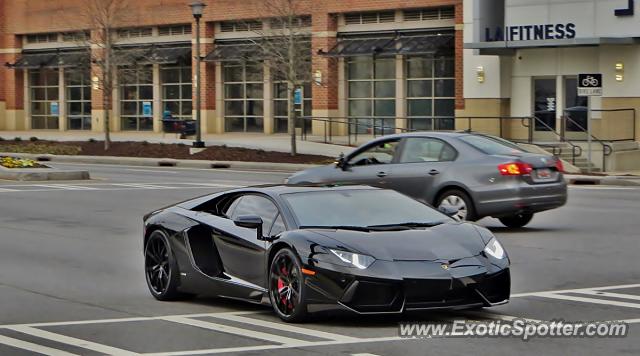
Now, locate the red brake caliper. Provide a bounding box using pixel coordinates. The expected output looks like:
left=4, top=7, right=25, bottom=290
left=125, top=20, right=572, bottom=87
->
left=278, top=265, right=288, bottom=308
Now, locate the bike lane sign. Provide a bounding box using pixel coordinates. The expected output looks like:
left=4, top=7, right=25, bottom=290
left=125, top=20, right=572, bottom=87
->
left=578, top=73, right=602, bottom=96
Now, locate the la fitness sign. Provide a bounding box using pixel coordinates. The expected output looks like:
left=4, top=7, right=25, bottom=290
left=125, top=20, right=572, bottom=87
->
left=484, top=0, right=635, bottom=42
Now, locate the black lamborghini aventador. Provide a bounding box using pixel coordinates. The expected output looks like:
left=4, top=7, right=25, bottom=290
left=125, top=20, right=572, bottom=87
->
left=143, top=185, right=510, bottom=322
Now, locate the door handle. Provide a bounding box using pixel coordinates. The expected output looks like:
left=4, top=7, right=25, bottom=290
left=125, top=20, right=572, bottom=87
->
left=428, top=169, right=440, bottom=176
left=377, top=171, right=388, bottom=178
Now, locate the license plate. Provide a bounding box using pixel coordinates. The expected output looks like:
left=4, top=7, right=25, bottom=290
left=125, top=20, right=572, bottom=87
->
left=536, top=168, right=552, bottom=179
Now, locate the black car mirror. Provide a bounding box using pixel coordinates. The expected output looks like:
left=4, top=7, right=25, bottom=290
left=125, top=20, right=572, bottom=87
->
left=233, top=215, right=264, bottom=239
left=438, top=206, right=460, bottom=218
left=335, top=153, right=347, bottom=170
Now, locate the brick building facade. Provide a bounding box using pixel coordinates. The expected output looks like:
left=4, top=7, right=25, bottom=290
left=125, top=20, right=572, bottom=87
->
left=0, top=0, right=463, bottom=135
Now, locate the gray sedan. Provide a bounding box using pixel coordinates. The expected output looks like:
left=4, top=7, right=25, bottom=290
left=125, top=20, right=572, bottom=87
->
left=286, top=132, right=567, bottom=228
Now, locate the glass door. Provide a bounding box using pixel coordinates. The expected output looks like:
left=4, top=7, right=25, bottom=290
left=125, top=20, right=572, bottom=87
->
left=533, top=78, right=557, bottom=132
left=564, top=77, right=588, bottom=134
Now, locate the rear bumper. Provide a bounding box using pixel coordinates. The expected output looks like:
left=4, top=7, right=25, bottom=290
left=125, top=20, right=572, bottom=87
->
left=473, top=179, right=568, bottom=218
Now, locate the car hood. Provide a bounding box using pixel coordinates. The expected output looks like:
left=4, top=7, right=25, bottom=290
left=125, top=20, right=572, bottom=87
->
left=305, top=222, right=487, bottom=262
left=287, top=164, right=336, bottom=184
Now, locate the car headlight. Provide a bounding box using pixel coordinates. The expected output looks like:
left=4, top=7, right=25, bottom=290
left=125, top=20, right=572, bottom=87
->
left=330, top=249, right=375, bottom=269
left=484, top=237, right=505, bottom=260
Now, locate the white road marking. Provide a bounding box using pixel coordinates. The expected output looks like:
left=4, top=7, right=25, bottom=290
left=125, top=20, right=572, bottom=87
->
left=210, top=313, right=359, bottom=342
left=352, top=354, right=382, bottom=356
left=511, top=283, right=640, bottom=298
left=126, top=169, right=179, bottom=174
left=0, top=187, right=19, bottom=192
left=111, top=183, right=175, bottom=189
left=572, top=290, right=640, bottom=301
left=0, top=334, right=79, bottom=356
left=569, top=186, right=637, bottom=190
left=141, top=337, right=404, bottom=356
left=159, top=316, right=312, bottom=346
left=8, top=326, right=140, bottom=355
left=531, top=292, right=640, bottom=310
left=34, top=184, right=98, bottom=191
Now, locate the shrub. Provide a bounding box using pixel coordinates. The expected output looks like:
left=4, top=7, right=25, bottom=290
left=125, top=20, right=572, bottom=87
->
left=142, top=141, right=149, bottom=146
left=29, top=137, right=39, bottom=142
left=88, top=138, right=97, bottom=143
left=13, top=137, right=22, bottom=142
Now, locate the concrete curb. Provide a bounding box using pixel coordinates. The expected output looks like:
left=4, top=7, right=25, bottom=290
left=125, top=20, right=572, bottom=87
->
left=0, top=152, right=320, bottom=173
left=0, top=166, right=90, bottom=181
left=565, top=175, right=640, bottom=186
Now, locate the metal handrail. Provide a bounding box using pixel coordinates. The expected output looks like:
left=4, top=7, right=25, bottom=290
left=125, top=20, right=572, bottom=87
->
left=562, top=108, right=636, bottom=142
left=562, top=115, right=613, bottom=171
left=529, top=116, right=583, bottom=165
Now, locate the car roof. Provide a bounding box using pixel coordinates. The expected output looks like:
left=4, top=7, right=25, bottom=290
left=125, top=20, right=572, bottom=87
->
left=245, top=184, right=381, bottom=195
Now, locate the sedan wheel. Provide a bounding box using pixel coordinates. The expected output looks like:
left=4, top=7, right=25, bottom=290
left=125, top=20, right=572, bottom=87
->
left=499, top=213, right=534, bottom=228
left=269, top=248, right=308, bottom=322
left=145, top=231, right=182, bottom=301
left=437, top=189, right=476, bottom=221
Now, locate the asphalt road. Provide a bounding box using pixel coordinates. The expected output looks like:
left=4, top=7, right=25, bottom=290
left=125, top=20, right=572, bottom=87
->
left=0, top=162, right=639, bottom=355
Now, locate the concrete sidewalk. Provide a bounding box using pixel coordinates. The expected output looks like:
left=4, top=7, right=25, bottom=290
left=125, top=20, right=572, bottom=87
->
left=0, top=131, right=351, bottom=158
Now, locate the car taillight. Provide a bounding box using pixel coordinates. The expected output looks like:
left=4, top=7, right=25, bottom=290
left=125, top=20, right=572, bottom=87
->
left=555, top=159, right=565, bottom=173
left=498, top=162, right=533, bottom=176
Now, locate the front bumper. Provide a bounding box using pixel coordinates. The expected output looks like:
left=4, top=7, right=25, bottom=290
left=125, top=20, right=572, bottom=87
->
left=304, top=256, right=510, bottom=314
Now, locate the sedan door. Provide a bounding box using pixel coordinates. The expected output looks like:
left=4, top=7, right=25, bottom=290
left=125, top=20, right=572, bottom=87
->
left=333, top=138, right=401, bottom=188
left=387, top=137, right=458, bottom=204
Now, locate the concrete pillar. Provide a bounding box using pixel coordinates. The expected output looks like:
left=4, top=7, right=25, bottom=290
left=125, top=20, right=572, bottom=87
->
left=215, top=62, right=224, bottom=133
left=395, top=55, right=406, bottom=132
left=192, top=21, right=216, bottom=134
left=58, top=68, right=66, bottom=131
left=23, top=70, right=30, bottom=130
left=555, top=75, right=564, bottom=137
left=263, top=62, right=273, bottom=134
left=153, top=64, right=162, bottom=133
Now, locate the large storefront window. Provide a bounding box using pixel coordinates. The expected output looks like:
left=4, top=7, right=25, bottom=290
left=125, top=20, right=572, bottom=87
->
left=65, top=69, right=92, bottom=130
left=223, top=62, right=264, bottom=132
left=273, top=81, right=312, bottom=133
left=406, top=57, right=455, bottom=131
left=347, top=57, right=396, bottom=134
left=120, top=67, right=153, bottom=131
left=161, top=64, right=192, bottom=119
left=30, top=69, right=59, bottom=130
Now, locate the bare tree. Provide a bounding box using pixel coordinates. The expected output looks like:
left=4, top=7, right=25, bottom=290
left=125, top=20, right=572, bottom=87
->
left=247, top=0, right=312, bottom=156
left=75, top=0, right=147, bottom=151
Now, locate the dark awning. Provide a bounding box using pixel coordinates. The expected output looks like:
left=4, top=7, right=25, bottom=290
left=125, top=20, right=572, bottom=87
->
left=10, top=53, right=58, bottom=69
left=147, top=47, right=192, bottom=64
left=57, top=51, right=91, bottom=68
left=204, top=43, right=261, bottom=62
left=8, top=51, right=90, bottom=69
left=396, top=34, right=454, bottom=56
left=324, top=37, right=396, bottom=57
left=323, top=33, right=455, bottom=57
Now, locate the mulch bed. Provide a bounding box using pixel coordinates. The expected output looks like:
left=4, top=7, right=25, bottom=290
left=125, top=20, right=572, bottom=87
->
left=0, top=139, right=334, bottom=165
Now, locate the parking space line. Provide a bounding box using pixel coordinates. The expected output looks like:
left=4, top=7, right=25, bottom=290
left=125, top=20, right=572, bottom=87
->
left=111, top=183, right=175, bottom=189
left=511, top=283, right=640, bottom=298
left=0, top=187, right=19, bottom=192
left=8, top=326, right=140, bottom=355
left=141, top=336, right=404, bottom=356
left=34, top=184, right=98, bottom=191
left=0, top=334, right=79, bottom=356
left=210, top=313, right=360, bottom=342
left=159, top=316, right=312, bottom=346
left=532, top=292, right=640, bottom=309
left=572, top=290, right=640, bottom=301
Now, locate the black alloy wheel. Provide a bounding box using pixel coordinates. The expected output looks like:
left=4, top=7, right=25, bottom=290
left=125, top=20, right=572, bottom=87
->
left=145, top=230, right=182, bottom=301
left=499, top=213, right=534, bottom=228
left=269, top=248, right=308, bottom=322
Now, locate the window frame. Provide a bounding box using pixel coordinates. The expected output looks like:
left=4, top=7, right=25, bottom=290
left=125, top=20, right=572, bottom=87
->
left=346, top=138, right=402, bottom=166
left=29, top=68, right=60, bottom=130
left=397, top=136, right=458, bottom=164
left=405, top=56, right=455, bottom=131
left=65, top=69, right=92, bottom=130
left=223, top=62, right=264, bottom=133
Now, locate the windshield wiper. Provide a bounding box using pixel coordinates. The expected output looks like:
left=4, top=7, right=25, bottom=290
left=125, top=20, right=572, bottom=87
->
left=299, top=225, right=371, bottom=232
left=368, top=221, right=446, bottom=229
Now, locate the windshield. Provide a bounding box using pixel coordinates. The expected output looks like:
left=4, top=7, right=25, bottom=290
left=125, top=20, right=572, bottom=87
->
left=459, top=135, right=524, bottom=155
left=283, top=189, right=450, bottom=229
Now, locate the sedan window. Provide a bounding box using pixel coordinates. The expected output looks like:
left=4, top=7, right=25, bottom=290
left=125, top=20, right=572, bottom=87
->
left=459, top=135, right=524, bottom=155
left=229, top=195, right=280, bottom=233
left=399, top=138, right=456, bottom=163
left=349, top=139, right=401, bottom=166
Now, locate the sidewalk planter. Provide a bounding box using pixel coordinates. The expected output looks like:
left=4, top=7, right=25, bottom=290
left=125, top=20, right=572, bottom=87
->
left=0, top=156, right=47, bottom=169
left=0, top=156, right=90, bottom=181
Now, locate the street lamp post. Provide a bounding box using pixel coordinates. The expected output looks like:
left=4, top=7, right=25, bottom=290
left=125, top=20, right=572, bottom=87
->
left=190, top=1, right=206, bottom=148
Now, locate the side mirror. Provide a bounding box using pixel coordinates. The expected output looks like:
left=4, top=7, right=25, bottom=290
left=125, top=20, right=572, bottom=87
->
left=234, top=215, right=264, bottom=239
left=438, top=206, right=460, bottom=219
left=335, top=153, right=347, bottom=170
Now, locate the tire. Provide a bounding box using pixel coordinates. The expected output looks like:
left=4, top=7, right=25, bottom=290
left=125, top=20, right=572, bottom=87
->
left=144, top=230, right=183, bottom=301
left=436, top=189, right=477, bottom=221
left=499, top=213, right=534, bottom=228
left=268, top=248, right=309, bottom=323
